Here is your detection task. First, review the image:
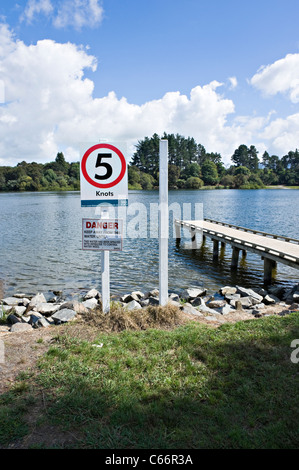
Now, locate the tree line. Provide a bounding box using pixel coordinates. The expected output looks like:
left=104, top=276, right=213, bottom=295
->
left=129, top=133, right=299, bottom=190
left=0, top=133, right=298, bottom=192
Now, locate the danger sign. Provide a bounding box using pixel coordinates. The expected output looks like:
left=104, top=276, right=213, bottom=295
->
left=80, top=142, right=128, bottom=207
left=82, top=218, right=123, bottom=251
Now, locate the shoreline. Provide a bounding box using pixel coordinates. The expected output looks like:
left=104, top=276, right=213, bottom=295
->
left=1, top=282, right=298, bottom=335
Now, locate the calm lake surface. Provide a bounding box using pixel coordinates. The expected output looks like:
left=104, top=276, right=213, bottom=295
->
left=0, top=189, right=298, bottom=299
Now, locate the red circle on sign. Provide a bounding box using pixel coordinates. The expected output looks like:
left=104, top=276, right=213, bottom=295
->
left=81, top=143, right=126, bottom=189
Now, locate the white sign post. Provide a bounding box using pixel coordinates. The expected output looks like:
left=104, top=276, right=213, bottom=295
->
left=80, top=142, right=128, bottom=314
left=159, top=139, right=169, bottom=306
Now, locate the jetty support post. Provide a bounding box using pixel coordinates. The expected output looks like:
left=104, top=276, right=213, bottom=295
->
left=264, top=257, right=276, bottom=285
left=213, top=239, right=219, bottom=260
left=175, top=222, right=181, bottom=247
left=231, top=247, right=240, bottom=270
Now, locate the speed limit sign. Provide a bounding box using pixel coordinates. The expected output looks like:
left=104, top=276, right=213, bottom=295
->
left=80, top=142, right=128, bottom=207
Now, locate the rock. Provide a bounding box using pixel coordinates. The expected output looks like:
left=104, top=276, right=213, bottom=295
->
left=207, top=300, right=227, bottom=309
left=59, top=301, right=89, bottom=315
left=34, top=303, right=61, bottom=315
left=13, top=306, right=27, bottom=317
left=268, top=286, right=286, bottom=299
left=13, top=293, right=27, bottom=299
left=293, top=292, right=299, bottom=302
left=236, top=286, right=263, bottom=303
left=29, top=313, right=44, bottom=327
left=10, top=323, right=33, bottom=332
left=169, top=293, right=180, bottom=302
left=197, top=305, right=220, bottom=315
left=131, top=291, right=144, bottom=299
left=181, top=305, right=204, bottom=316
left=36, top=317, right=51, bottom=328
left=144, top=289, right=159, bottom=299
left=224, top=293, right=241, bottom=302
left=84, top=289, right=100, bottom=300
left=205, top=316, right=219, bottom=322
left=219, top=304, right=235, bottom=315
left=264, top=294, right=280, bottom=305
left=125, top=300, right=142, bottom=310
left=7, top=314, right=21, bottom=324
left=140, top=299, right=150, bottom=307
left=122, top=293, right=140, bottom=303
left=51, top=309, right=77, bottom=324
left=29, top=293, right=47, bottom=307
left=253, top=303, right=265, bottom=310
left=2, top=297, right=20, bottom=306
left=1, top=305, right=13, bottom=314
left=220, top=286, right=237, bottom=296
left=181, top=288, right=207, bottom=300
left=256, top=288, right=268, bottom=297
left=230, top=297, right=252, bottom=309
left=21, top=298, right=30, bottom=307
left=82, top=298, right=98, bottom=310
left=147, top=297, right=160, bottom=306
left=234, top=300, right=243, bottom=311
left=191, top=297, right=205, bottom=307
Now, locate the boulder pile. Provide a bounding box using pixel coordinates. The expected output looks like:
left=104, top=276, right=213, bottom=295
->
left=1, top=283, right=298, bottom=333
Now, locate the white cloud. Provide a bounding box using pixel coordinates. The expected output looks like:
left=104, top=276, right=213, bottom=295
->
left=0, top=24, right=297, bottom=167
left=53, top=0, right=104, bottom=30
left=228, top=76, right=238, bottom=89
left=251, top=53, right=299, bottom=103
left=21, top=0, right=54, bottom=23
left=21, top=0, right=104, bottom=30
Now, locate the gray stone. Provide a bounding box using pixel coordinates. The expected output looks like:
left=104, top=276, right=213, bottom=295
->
left=220, top=286, right=237, bottom=296
left=169, top=293, right=180, bottom=302
left=34, top=303, right=60, bottom=315
left=219, top=304, right=235, bottom=315
left=191, top=297, right=205, bottom=307
left=29, top=313, right=44, bottom=326
left=2, top=305, right=13, bottom=314
left=2, top=297, right=20, bottom=306
left=182, top=305, right=204, bottom=316
left=264, top=294, right=280, bottom=305
left=36, top=317, right=51, bottom=328
left=122, top=293, right=140, bottom=303
left=7, top=314, right=21, bottom=324
left=13, top=306, right=27, bottom=317
left=167, top=300, right=181, bottom=308
left=125, top=300, right=142, bottom=310
left=10, top=323, right=33, bottom=332
left=230, top=296, right=252, bottom=309
left=82, top=298, right=98, bottom=310
left=51, top=309, right=77, bottom=324
left=181, top=287, right=207, bottom=300
left=131, top=291, right=144, bottom=299
left=197, top=305, right=220, bottom=315
left=84, top=289, right=100, bottom=300
left=21, top=298, right=30, bottom=307
left=207, top=300, right=227, bottom=309
left=253, top=303, right=265, bottom=310
left=144, top=289, right=159, bottom=299
left=13, top=293, right=27, bottom=299
left=289, top=303, right=299, bottom=311
left=59, top=300, right=89, bottom=315
left=140, top=299, right=150, bottom=307
left=236, top=286, right=263, bottom=303
left=29, top=293, right=47, bottom=307
left=224, top=293, right=241, bottom=302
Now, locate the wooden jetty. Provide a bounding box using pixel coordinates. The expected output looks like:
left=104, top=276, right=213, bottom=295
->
left=174, top=218, right=299, bottom=284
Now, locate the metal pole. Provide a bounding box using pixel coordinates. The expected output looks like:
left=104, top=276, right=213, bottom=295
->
left=159, top=139, right=168, bottom=306
left=100, top=207, right=110, bottom=313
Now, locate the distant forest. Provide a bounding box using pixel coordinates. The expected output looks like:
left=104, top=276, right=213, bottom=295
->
left=0, top=133, right=298, bottom=192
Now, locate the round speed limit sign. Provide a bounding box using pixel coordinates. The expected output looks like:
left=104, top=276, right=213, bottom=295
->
left=80, top=143, right=128, bottom=207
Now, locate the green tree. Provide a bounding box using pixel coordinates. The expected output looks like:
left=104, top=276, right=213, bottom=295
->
left=201, top=161, right=219, bottom=185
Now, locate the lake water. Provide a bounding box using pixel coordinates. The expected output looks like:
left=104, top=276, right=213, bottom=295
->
left=0, top=189, right=298, bottom=299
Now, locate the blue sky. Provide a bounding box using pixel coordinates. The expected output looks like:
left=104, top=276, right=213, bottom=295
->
left=0, top=0, right=299, bottom=165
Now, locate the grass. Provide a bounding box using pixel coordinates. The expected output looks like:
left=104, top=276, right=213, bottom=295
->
left=1, top=311, right=299, bottom=449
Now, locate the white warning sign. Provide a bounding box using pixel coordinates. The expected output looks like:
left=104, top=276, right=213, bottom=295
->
left=82, top=219, right=123, bottom=251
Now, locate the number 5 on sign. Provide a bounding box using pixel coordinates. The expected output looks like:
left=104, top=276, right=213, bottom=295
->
left=80, top=142, right=128, bottom=207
